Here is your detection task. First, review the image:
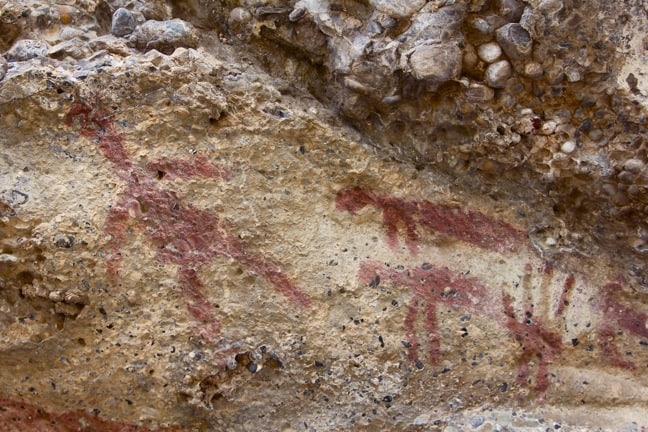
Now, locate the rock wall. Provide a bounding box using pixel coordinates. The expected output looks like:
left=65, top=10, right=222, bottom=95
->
left=0, top=0, right=646, bottom=430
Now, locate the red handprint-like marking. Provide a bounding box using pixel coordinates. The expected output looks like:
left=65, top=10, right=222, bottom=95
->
left=66, top=97, right=310, bottom=348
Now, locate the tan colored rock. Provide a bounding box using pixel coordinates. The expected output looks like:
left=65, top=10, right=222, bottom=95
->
left=408, top=44, right=462, bottom=83
left=1, top=1, right=648, bottom=431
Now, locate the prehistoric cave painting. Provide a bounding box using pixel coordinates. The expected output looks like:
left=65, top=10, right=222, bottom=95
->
left=65, top=97, right=310, bottom=347
left=358, top=260, right=571, bottom=391
left=501, top=263, right=570, bottom=392
left=597, top=278, right=648, bottom=370
left=341, top=187, right=647, bottom=392
left=357, top=260, right=500, bottom=366
left=335, top=186, right=527, bottom=254
left=0, top=397, right=181, bottom=432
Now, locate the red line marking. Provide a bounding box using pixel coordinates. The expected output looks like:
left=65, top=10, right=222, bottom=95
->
left=0, top=398, right=180, bottom=431
left=556, top=274, right=575, bottom=316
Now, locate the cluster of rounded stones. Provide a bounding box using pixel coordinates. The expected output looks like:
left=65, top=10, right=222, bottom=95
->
left=0, top=2, right=199, bottom=71
left=463, top=0, right=533, bottom=95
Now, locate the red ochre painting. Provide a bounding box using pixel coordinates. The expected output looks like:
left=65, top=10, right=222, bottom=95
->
left=65, top=97, right=311, bottom=347
left=0, top=398, right=181, bottom=432
left=338, top=187, right=647, bottom=393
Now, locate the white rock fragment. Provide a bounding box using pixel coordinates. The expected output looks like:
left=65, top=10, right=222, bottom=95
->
left=0, top=254, right=18, bottom=264
left=560, top=140, right=576, bottom=154
left=540, top=120, right=557, bottom=135
left=524, top=61, right=543, bottom=78
left=477, top=42, right=502, bottom=63
left=485, top=59, right=511, bottom=88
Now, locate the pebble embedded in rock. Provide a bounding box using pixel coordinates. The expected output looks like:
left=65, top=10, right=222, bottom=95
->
left=229, top=7, right=252, bottom=25
left=477, top=42, right=502, bottom=63
left=48, top=38, right=91, bottom=60
left=467, top=83, right=495, bottom=102
left=496, top=23, right=533, bottom=59
left=565, top=67, right=582, bottom=82
left=485, top=59, right=512, bottom=88
left=111, top=8, right=136, bottom=37
left=5, top=39, right=49, bottom=62
left=228, top=7, right=252, bottom=39
left=129, top=19, right=198, bottom=54
left=524, top=61, right=543, bottom=78
left=623, top=159, right=645, bottom=173
left=289, top=6, right=306, bottom=22
left=470, top=16, right=494, bottom=37
left=470, top=415, right=485, bottom=428
left=588, top=129, right=603, bottom=142
left=560, top=140, right=576, bottom=154
left=408, top=44, right=462, bottom=85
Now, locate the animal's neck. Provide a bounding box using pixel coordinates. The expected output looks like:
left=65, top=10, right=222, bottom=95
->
left=98, top=133, right=133, bottom=174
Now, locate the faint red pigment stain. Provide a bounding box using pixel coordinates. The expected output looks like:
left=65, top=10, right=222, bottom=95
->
left=0, top=398, right=181, bottom=432
left=66, top=97, right=310, bottom=347
left=336, top=187, right=526, bottom=254
left=358, top=260, right=498, bottom=365
left=597, top=279, right=648, bottom=370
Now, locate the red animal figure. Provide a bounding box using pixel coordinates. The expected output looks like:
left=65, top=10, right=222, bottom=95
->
left=66, top=97, right=310, bottom=347
left=358, top=260, right=499, bottom=366
left=358, top=260, right=574, bottom=392
left=335, top=187, right=527, bottom=254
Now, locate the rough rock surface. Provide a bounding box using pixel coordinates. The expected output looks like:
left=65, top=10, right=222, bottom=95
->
left=0, top=0, right=647, bottom=431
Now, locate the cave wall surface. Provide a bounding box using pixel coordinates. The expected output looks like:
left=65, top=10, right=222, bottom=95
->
left=0, top=0, right=647, bottom=430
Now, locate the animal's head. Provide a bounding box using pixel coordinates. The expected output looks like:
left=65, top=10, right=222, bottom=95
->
left=335, top=187, right=377, bottom=214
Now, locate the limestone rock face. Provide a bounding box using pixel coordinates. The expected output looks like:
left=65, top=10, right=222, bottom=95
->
left=1, top=0, right=647, bottom=431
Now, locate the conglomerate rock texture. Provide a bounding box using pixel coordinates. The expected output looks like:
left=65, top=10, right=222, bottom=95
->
left=0, top=0, right=647, bottom=430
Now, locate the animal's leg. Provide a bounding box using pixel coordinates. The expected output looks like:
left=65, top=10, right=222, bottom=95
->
left=403, top=297, right=421, bottom=363
left=423, top=300, right=440, bottom=364
left=231, top=241, right=311, bottom=308
left=177, top=267, right=221, bottom=344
